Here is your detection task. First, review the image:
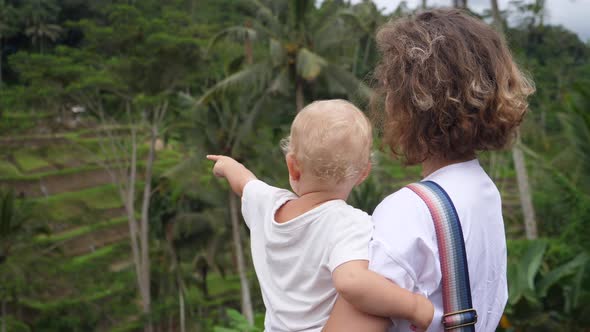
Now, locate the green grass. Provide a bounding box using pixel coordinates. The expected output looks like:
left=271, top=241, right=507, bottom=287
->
left=0, top=159, right=22, bottom=177
left=68, top=125, right=133, bottom=138
left=207, top=273, right=243, bottom=296
left=0, top=113, right=39, bottom=134
left=191, top=272, right=259, bottom=307
left=1, top=150, right=177, bottom=181
left=36, top=184, right=124, bottom=221
left=0, top=164, right=105, bottom=181
left=66, top=242, right=127, bottom=271
left=35, top=216, right=127, bottom=244
left=36, top=184, right=123, bottom=210
left=158, top=148, right=182, bottom=160
left=13, top=150, right=51, bottom=172
left=0, top=132, right=68, bottom=142
left=3, top=111, right=52, bottom=120
left=43, top=145, right=94, bottom=165
left=110, top=320, right=143, bottom=332
left=22, top=281, right=129, bottom=311
left=46, top=200, right=88, bottom=221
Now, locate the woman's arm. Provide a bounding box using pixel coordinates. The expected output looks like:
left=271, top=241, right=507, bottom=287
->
left=323, top=296, right=390, bottom=332
left=332, top=260, right=433, bottom=330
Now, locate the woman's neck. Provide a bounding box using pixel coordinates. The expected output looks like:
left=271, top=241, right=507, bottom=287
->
left=421, top=155, right=475, bottom=178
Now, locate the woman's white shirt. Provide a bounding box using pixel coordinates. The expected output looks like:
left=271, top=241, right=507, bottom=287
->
left=369, top=159, right=508, bottom=332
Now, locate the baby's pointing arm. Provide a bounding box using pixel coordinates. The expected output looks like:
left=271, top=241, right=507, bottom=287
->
left=206, top=155, right=257, bottom=197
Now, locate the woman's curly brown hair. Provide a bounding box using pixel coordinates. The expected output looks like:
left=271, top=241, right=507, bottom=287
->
left=373, top=9, right=534, bottom=165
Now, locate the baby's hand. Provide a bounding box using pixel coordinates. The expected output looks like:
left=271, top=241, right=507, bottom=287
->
left=206, top=155, right=240, bottom=178
left=409, top=294, right=434, bottom=332
left=206, top=155, right=257, bottom=196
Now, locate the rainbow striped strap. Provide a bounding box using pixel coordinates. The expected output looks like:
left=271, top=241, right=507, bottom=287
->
left=406, top=181, right=478, bottom=331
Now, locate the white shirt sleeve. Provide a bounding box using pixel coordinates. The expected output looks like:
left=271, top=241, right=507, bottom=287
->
left=368, top=188, right=441, bottom=296
left=241, top=179, right=283, bottom=229
left=328, top=211, right=373, bottom=272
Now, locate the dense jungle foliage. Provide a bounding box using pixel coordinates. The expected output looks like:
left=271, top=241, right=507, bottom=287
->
left=0, top=0, right=588, bottom=331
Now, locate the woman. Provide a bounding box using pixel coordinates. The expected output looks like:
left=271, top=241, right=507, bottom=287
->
left=324, top=9, right=533, bottom=332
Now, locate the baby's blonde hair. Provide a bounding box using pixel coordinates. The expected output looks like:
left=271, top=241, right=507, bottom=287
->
left=281, top=99, right=373, bottom=184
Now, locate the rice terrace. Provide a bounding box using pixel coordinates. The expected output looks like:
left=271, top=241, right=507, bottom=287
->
left=0, top=0, right=588, bottom=331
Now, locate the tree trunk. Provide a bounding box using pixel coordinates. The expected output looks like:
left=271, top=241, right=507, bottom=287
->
left=190, top=0, right=196, bottom=21
left=490, top=0, right=537, bottom=239
left=362, top=37, right=372, bottom=74
left=512, top=137, right=537, bottom=239
left=123, top=125, right=150, bottom=331
left=1, top=299, right=6, bottom=332
left=454, top=0, right=467, bottom=8
left=179, top=286, right=186, bottom=332
left=139, top=126, right=157, bottom=332
left=352, top=43, right=359, bottom=76
left=228, top=191, right=254, bottom=324
left=166, top=223, right=186, bottom=332
left=244, top=21, right=253, bottom=65
left=0, top=35, right=3, bottom=91
left=490, top=0, right=503, bottom=34
left=422, top=0, right=427, bottom=9
left=296, top=80, right=304, bottom=112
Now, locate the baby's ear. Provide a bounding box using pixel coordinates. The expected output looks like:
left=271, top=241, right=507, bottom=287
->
left=286, top=153, right=301, bottom=181
left=355, top=162, right=372, bottom=186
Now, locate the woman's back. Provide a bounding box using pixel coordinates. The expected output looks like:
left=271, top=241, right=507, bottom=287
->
left=369, top=159, right=507, bottom=331
left=324, top=8, right=532, bottom=331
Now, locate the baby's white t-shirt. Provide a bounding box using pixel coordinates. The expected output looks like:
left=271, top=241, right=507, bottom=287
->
left=368, top=159, right=508, bottom=332
left=241, top=180, right=373, bottom=332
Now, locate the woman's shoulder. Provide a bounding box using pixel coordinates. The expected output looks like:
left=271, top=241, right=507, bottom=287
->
left=374, top=186, right=429, bottom=216
left=427, top=160, right=503, bottom=213
left=372, top=186, right=434, bottom=239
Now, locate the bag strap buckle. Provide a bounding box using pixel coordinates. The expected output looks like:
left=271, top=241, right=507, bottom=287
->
left=442, top=308, right=478, bottom=330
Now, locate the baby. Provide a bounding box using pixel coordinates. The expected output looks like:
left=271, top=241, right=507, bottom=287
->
left=207, top=100, right=433, bottom=332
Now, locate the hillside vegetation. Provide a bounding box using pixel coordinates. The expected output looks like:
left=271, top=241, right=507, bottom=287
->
left=0, top=0, right=588, bottom=331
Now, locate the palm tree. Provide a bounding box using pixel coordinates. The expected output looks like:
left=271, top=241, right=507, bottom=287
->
left=0, top=1, right=17, bottom=89
left=180, top=90, right=277, bottom=324
left=23, top=17, right=62, bottom=53
left=0, top=188, right=41, bottom=332
left=490, top=0, right=503, bottom=33
left=558, top=84, right=590, bottom=196
left=490, top=0, right=537, bottom=239
left=21, top=0, right=62, bottom=53
left=529, top=0, right=547, bottom=27
left=350, top=0, right=384, bottom=77
left=454, top=0, right=468, bottom=9
left=204, top=0, right=371, bottom=111
left=151, top=170, right=237, bottom=330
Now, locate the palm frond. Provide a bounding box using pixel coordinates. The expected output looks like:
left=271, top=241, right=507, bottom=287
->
left=268, top=68, right=290, bottom=95
left=270, top=38, right=286, bottom=66
left=247, top=0, right=282, bottom=33
left=0, top=188, right=15, bottom=238
left=557, top=112, right=590, bottom=177
left=207, top=26, right=258, bottom=54
left=313, top=9, right=366, bottom=45
left=322, top=64, right=373, bottom=101
left=195, top=61, right=273, bottom=106
left=296, top=48, right=326, bottom=81
left=290, top=0, right=313, bottom=29
left=231, top=92, right=269, bottom=156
